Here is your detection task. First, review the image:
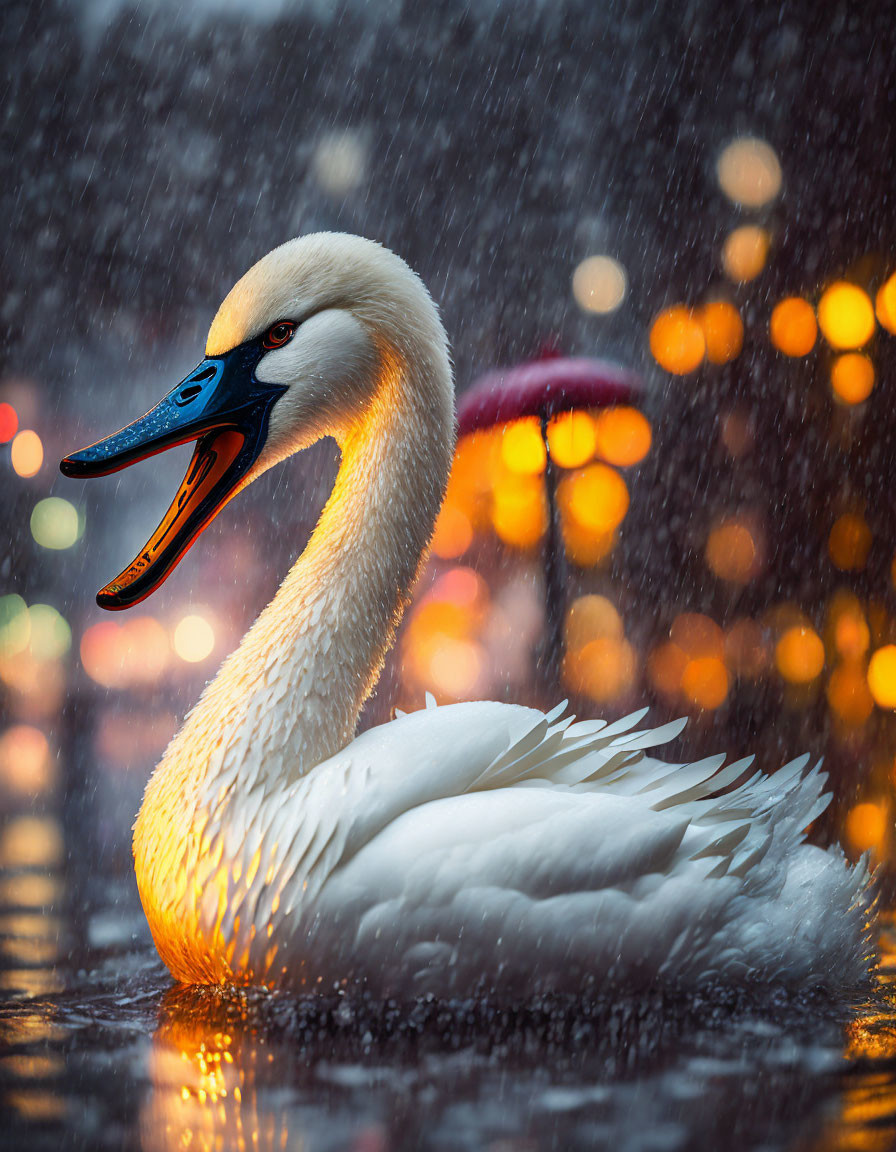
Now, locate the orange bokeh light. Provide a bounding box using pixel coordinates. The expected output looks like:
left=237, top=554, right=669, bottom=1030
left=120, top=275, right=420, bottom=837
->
left=699, top=301, right=743, bottom=365
left=10, top=430, right=43, bottom=478
left=491, top=476, right=546, bottom=549
left=775, top=625, right=825, bottom=684
left=681, top=657, right=729, bottom=710
left=817, top=282, right=875, bottom=349
left=649, top=306, right=705, bottom=374
left=830, top=353, right=875, bottom=405
left=80, top=616, right=170, bottom=689
left=827, top=662, right=874, bottom=727
left=769, top=298, right=817, bottom=357
left=705, top=518, right=758, bottom=584
left=868, top=646, right=896, bottom=709
left=564, top=635, right=637, bottom=703
left=431, top=502, right=473, bottom=559
left=845, top=802, right=887, bottom=855
left=876, top=273, right=896, bottom=335
left=828, top=514, right=872, bottom=571
left=721, top=225, right=769, bottom=283
left=593, top=407, right=652, bottom=467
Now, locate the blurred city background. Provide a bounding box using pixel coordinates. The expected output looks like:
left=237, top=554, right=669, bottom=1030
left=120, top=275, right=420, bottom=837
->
left=1, top=0, right=896, bottom=1147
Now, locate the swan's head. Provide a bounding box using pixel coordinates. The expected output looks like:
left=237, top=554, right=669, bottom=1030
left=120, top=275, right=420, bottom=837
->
left=60, top=233, right=451, bottom=610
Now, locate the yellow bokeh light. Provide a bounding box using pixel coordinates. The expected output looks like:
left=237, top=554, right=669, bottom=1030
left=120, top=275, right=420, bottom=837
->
left=30, top=498, right=82, bottom=550
left=845, top=802, right=887, bottom=855
left=827, top=662, right=874, bottom=727
left=0, top=816, right=63, bottom=869
left=560, top=463, right=629, bottom=533
left=572, top=255, right=628, bottom=314
left=649, top=306, right=705, bottom=374
left=681, top=657, right=729, bottom=710
left=875, top=273, right=896, bottom=335
left=427, top=637, right=484, bottom=699
left=817, top=282, right=875, bottom=349
left=593, top=407, right=652, bottom=467
left=721, top=225, right=769, bottom=283
left=769, top=298, right=817, bottom=357
left=491, top=476, right=546, bottom=549
left=547, top=411, right=596, bottom=469
left=501, top=418, right=546, bottom=475
left=828, top=514, right=871, bottom=571
left=716, top=137, right=782, bottom=207
left=10, top=430, right=43, bottom=478
left=705, top=519, right=758, bottom=584
left=830, top=353, right=875, bottom=405
left=699, top=301, right=744, bottom=365
left=868, top=646, right=896, bottom=708
left=775, top=626, right=825, bottom=684
left=430, top=502, right=473, bottom=560
left=173, top=615, right=215, bottom=663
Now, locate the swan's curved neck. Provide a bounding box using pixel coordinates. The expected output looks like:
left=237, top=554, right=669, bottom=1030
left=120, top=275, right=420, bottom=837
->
left=167, top=347, right=454, bottom=793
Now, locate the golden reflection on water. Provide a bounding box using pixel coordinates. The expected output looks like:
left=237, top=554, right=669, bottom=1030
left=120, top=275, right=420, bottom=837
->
left=141, top=987, right=293, bottom=1152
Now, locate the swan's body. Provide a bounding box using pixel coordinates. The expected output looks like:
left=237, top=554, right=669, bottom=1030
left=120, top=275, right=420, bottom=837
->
left=66, top=234, right=873, bottom=994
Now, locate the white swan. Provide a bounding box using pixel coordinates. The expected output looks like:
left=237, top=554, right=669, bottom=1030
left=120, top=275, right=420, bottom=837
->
left=62, top=233, right=873, bottom=996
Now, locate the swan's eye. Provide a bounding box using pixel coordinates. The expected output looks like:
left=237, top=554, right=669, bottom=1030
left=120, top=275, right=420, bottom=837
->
left=263, top=320, right=297, bottom=349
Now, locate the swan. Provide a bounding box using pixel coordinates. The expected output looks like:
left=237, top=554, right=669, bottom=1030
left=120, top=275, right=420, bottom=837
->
left=61, top=233, right=873, bottom=996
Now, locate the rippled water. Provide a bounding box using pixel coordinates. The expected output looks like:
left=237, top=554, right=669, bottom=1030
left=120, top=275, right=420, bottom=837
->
left=2, top=819, right=896, bottom=1152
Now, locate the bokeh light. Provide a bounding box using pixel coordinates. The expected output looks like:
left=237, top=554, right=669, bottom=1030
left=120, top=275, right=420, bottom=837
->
left=30, top=498, right=82, bottom=550
left=311, top=129, right=367, bottom=195
left=875, top=272, right=896, bottom=335
left=845, top=802, right=887, bottom=856
left=492, top=476, right=546, bottom=549
left=699, top=300, right=743, bottom=365
left=721, top=225, right=769, bottom=282
left=775, top=625, right=825, bottom=683
left=649, top=614, right=730, bottom=710
left=681, top=656, right=729, bottom=710
left=827, top=662, right=874, bottom=727
left=0, top=595, right=30, bottom=658
left=430, top=503, right=473, bottom=560
left=0, top=726, right=56, bottom=796
left=0, top=402, right=18, bottom=442
left=173, top=615, right=216, bottom=663
left=817, top=282, right=876, bottom=349
left=563, top=595, right=636, bottom=704
left=571, top=255, right=628, bottom=314
left=830, top=353, right=875, bottom=405
left=649, top=306, right=705, bottom=374
left=593, top=407, right=652, bottom=467
left=828, top=513, right=872, bottom=571
left=27, top=605, right=71, bottom=661
left=547, top=411, right=596, bottom=469
left=868, top=646, right=896, bottom=709
left=501, top=418, right=546, bottom=475
left=559, top=463, right=629, bottom=533
left=716, top=136, right=782, bottom=207
left=769, top=298, right=817, bottom=357
left=81, top=616, right=170, bottom=688
left=705, top=518, right=759, bottom=584
left=10, top=430, right=43, bottom=477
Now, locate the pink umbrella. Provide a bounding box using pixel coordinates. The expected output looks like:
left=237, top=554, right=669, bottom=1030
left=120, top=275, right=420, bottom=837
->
left=456, top=355, right=644, bottom=688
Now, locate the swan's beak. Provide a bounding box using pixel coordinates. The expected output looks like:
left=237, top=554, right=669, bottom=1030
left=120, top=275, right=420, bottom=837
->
left=60, top=344, right=286, bottom=610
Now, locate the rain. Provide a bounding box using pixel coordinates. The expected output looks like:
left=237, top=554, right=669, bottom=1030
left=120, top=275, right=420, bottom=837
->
left=2, top=0, right=896, bottom=1148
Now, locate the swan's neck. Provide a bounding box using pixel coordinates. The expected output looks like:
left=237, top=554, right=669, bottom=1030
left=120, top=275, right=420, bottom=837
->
left=164, top=351, right=454, bottom=795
